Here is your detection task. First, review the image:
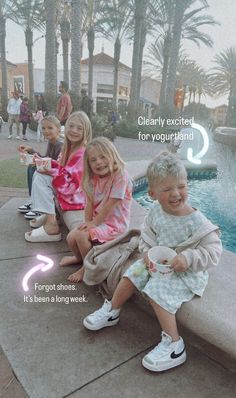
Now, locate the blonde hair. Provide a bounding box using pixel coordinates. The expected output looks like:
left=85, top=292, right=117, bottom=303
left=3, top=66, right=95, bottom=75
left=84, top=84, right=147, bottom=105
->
left=41, top=115, right=61, bottom=132
left=147, top=151, right=187, bottom=183
left=60, top=111, right=92, bottom=166
left=82, top=137, right=125, bottom=199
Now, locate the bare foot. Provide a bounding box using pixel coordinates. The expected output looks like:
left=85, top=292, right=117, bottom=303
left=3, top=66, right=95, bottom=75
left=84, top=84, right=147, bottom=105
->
left=43, top=223, right=60, bottom=235
left=68, top=267, right=84, bottom=283
left=59, top=256, right=80, bottom=267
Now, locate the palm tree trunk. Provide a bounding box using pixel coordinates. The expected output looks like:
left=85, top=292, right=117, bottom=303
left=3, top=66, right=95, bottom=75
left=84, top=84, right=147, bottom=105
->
left=113, top=37, right=121, bottom=111
left=25, top=27, right=34, bottom=105
left=166, top=0, right=187, bottom=117
left=71, top=0, right=82, bottom=104
left=87, top=26, right=94, bottom=99
left=159, top=32, right=171, bottom=115
left=60, top=18, right=70, bottom=85
left=128, top=0, right=148, bottom=121
left=62, top=39, right=69, bottom=84
left=44, top=0, right=57, bottom=111
left=0, top=15, right=8, bottom=117
left=136, top=25, right=146, bottom=113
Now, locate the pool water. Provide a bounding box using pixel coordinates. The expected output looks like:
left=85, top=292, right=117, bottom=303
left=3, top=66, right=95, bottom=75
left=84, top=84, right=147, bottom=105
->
left=134, top=178, right=236, bottom=253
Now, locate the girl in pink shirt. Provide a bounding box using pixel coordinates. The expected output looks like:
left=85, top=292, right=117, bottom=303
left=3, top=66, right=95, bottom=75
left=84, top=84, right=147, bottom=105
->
left=25, top=111, right=92, bottom=243
left=60, top=137, right=133, bottom=283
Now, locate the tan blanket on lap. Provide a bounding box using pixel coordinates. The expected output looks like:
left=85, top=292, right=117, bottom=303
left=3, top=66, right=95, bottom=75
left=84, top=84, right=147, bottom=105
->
left=83, top=229, right=141, bottom=297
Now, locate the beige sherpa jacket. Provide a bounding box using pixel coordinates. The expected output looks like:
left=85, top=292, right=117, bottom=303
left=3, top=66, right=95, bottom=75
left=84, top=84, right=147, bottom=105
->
left=83, top=229, right=141, bottom=295
left=140, top=216, right=222, bottom=272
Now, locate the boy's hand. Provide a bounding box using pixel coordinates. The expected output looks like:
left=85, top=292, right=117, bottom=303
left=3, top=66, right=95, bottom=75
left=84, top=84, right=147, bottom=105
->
left=170, top=254, right=189, bottom=272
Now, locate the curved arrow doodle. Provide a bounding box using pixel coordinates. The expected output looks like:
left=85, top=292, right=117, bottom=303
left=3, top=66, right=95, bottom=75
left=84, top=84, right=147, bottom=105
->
left=187, top=123, right=209, bottom=165
left=22, top=255, right=54, bottom=292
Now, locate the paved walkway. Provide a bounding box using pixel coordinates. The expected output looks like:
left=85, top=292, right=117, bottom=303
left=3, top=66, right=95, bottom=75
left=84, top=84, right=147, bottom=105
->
left=1, top=124, right=236, bottom=398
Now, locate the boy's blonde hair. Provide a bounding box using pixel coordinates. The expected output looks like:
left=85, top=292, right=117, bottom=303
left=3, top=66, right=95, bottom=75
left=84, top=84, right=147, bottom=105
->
left=60, top=111, right=92, bottom=166
left=82, top=137, right=125, bottom=199
left=147, top=151, right=187, bottom=183
left=41, top=115, right=61, bottom=132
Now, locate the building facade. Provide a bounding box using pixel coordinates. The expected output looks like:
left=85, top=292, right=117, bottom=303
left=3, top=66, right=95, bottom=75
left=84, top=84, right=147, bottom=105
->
left=2, top=52, right=160, bottom=114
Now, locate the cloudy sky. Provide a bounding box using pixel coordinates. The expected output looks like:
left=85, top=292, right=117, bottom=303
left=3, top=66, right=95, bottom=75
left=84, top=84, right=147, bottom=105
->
left=5, top=0, right=236, bottom=107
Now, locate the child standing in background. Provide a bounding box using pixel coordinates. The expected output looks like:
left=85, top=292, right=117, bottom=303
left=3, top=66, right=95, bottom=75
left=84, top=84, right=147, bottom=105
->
left=60, top=137, right=133, bottom=283
left=33, top=107, right=44, bottom=142
left=83, top=151, right=222, bottom=372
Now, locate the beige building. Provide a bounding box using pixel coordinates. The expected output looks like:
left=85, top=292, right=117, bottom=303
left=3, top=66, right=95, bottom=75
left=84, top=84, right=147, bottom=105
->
left=2, top=52, right=160, bottom=114
left=0, top=60, right=29, bottom=99
left=210, top=104, right=228, bottom=126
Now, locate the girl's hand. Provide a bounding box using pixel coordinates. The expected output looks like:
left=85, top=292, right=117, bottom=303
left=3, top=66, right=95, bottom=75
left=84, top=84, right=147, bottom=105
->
left=18, top=145, right=32, bottom=153
left=170, top=254, right=189, bottom=272
left=78, top=221, right=97, bottom=231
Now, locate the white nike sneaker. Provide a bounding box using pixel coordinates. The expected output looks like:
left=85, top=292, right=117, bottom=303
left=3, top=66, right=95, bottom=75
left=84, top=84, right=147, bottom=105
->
left=142, top=331, right=186, bottom=372
left=83, top=299, right=120, bottom=331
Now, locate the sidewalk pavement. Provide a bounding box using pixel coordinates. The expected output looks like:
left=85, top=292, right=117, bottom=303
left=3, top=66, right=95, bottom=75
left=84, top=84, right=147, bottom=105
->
left=1, top=125, right=236, bottom=398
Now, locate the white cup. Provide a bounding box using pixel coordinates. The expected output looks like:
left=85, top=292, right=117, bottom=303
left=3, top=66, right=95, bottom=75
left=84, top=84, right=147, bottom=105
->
left=20, top=153, right=34, bottom=166
left=25, top=154, right=34, bottom=165
left=148, top=246, right=177, bottom=276
left=35, top=157, right=51, bottom=171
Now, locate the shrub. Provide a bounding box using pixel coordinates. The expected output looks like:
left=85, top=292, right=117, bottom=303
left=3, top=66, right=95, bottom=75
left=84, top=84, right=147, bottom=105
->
left=91, top=114, right=116, bottom=141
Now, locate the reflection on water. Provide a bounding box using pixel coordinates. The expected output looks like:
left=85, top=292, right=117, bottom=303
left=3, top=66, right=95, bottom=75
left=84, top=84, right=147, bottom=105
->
left=134, top=178, right=236, bottom=253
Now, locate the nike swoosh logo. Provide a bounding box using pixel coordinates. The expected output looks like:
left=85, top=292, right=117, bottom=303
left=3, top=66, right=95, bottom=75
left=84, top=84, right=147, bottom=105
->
left=170, top=348, right=185, bottom=359
left=108, top=315, right=119, bottom=322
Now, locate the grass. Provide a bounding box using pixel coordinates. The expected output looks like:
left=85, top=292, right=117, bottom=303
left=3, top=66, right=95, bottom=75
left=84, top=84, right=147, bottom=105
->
left=0, top=157, right=27, bottom=188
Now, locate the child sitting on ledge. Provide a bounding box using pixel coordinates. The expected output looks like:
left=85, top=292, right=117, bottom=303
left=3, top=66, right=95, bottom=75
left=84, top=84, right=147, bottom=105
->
left=83, top=151, right=222, bottom=373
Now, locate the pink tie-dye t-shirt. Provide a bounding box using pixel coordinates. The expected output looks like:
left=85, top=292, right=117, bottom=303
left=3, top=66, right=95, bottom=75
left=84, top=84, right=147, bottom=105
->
left=89, top=169, right=133, bottom=243
left=50, top=146, right=85, bottom=211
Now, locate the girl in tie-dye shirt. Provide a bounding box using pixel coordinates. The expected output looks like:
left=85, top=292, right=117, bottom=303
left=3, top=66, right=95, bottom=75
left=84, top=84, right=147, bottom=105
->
left=60, top=137, right=133, bottom=283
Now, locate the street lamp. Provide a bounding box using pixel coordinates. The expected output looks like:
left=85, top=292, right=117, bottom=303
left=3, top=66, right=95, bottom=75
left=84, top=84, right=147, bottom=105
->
left=33, top=35, right=45, bottom=45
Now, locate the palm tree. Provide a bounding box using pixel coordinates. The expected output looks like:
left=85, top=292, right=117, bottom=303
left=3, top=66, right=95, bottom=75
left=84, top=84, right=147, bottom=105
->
left=70, top=0, right=83, bottom=107
left=166, top=0, right=218, bottom=116
left=9, top=0, right=45, bottom=105
left=177, top=56, right=212, bottom=104
left=147, top=0, right=175, bottom=114
left=0, top=0, right=10, bottom=117
left=128, top=0, right=149, bottom=120
left=60, top=1, right=71, bottom=85
left=97, top=0, right=132, bottom=111
left=84, top=0, right=99, bottom=100
left=210, top=47, right=236, bottom=126
left=44, top=0, right=57, bottom=111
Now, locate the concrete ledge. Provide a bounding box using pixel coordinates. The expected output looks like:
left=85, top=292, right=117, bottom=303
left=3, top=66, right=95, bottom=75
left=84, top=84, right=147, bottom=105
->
left=126, top=159, right=236, bottom=372
left=131, top=246, right=236, bottom=373
left=59, top=159, right=236, bottom=372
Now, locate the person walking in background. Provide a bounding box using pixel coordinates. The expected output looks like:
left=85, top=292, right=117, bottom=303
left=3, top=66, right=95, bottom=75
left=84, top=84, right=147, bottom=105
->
left=20, top=97, right=31, bottom=141
left=80, top=89, right=92, bottom=120
left=7, top=91, right=22, bottom=139
left=56, top=81, right=72, bottom=126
